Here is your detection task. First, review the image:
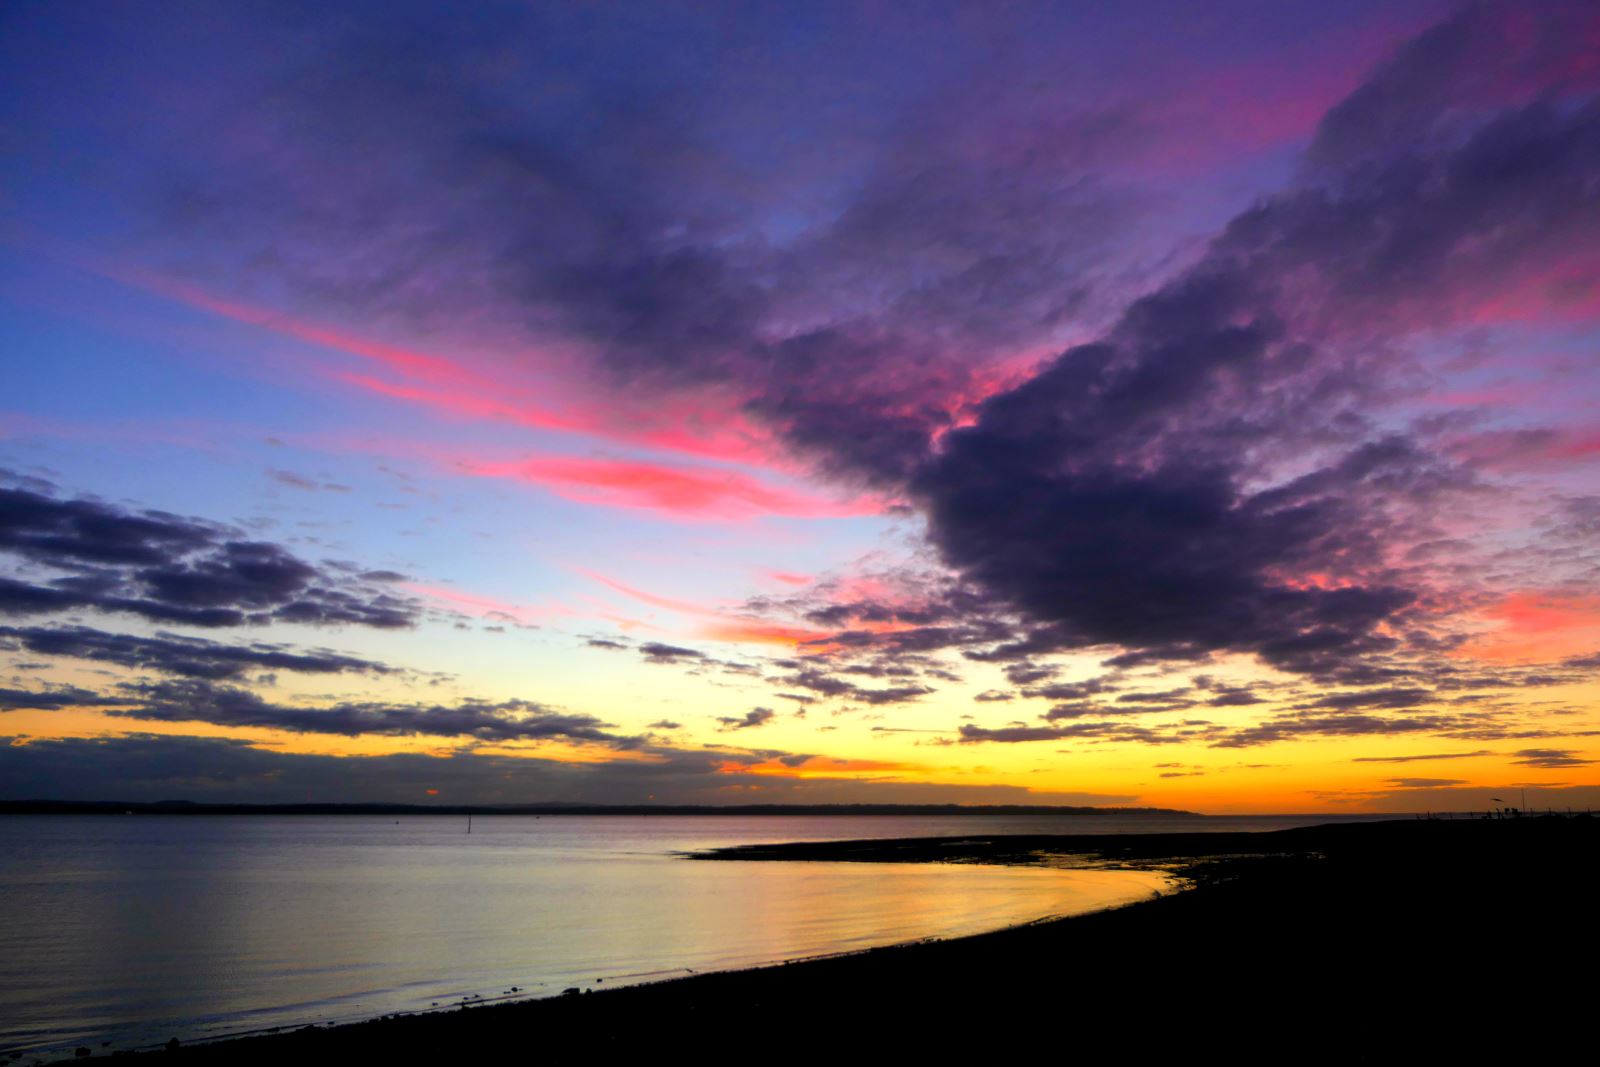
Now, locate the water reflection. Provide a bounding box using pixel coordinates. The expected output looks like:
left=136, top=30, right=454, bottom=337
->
left=0, top=814, right=1286, bottom=1053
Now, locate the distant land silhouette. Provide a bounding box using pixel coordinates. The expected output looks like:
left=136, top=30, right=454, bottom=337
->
left=0, top=799, right=1194, bottom=817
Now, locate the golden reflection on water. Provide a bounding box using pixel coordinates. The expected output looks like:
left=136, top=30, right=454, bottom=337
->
left=0, top=815, right=1175, bottom=1055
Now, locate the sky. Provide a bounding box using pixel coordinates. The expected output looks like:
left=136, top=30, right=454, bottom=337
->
left=2, top=0, right=1598, bottom=814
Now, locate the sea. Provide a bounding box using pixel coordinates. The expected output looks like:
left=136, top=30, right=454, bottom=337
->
left=0, top=812, right=1384, bottom=1056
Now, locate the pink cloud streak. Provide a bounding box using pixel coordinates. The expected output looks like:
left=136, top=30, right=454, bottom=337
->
left=461, top=454, right=882, bottom=521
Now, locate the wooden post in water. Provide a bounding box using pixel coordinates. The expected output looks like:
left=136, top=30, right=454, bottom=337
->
left=468, top=814, right=472, bottom=835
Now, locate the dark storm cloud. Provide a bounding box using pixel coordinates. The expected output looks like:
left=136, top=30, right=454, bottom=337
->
left=793, top=591, right=966, bottom=633
left=107, top=679, right=640, bottom=747
left=836, top=661, right=920, bottom=679
left=1020, top=677, right=1120, bottom=701
left=709, top=7, right=1600, bottom=717
left=1041, top=701, right=1157, bottom=722
left=960, top=724, right=1085, bottom=744
left=913, top=348, right=1423, bottom=674
left=1511, top=748, right=1595, bottom=769
left=0, top=577, right=84, bottom=615
left=0, top=481, right=212, bottom=565
left=1205, top=688, right=1266, bottom=707
left=637, top=642, right=706, bottom=663
left=588, top=637, right=762, bottom=678
left=1351, top=750, right=1492, bottom=763
left=1305, top=0, right=1600, bottom=170
left=0, top=481, right=418, bottom=630
left=959, top=721, right=1199, bottom=746
left=1305, top=688, right=1434, bottom=711
left=957, top=702, right=1581, bottom=751
left=715, top=707, right=775, bottom=731
left=1430, top=661, right=1599, bottom=690
left=851, top=684, right=935, bottom=705
left=0, top=624, right=392, bottom=680
left=1004, top=663, right=1058, bottom=686
left=774, top=668, right=873, bottom=700
left=771, top=667, right=932, bottom=706
left=0, top=685, right=124, bottom=711
left=1208, top=711, right=1527, bottom=749
left=905, top=67, right=1600, bottom=677
left=1114, top=688, right=1191, bottom=705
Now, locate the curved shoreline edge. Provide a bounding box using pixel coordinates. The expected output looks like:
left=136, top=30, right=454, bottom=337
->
left=29, top=856, right=1171, bottom=1059
left=54, top=816, right=1600, bottom=1062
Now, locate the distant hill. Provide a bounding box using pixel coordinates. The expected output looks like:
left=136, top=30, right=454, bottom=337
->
left=0, top=799, right=1196, bottom=817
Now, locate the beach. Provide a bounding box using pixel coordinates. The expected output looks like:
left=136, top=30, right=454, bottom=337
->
left=88, top=815, right=1596, bottom=1062
left=0, top=810, right=1244, bottom=1053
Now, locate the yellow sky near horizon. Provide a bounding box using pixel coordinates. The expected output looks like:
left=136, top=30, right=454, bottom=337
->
left=8, top=639, right=1596, bottom=814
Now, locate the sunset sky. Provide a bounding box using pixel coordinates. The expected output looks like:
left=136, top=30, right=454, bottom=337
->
left=3, top=0, right=1598, bottom=813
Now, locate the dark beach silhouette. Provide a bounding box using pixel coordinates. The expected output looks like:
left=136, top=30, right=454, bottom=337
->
left=93, top=816, right=1596, bottom=1062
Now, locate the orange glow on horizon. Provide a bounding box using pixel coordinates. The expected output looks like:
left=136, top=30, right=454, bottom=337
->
left=721, top=756, right=926, bottom=778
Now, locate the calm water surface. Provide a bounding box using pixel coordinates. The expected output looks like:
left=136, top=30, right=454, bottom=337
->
left=0, top=813, right=1369, bottom=1054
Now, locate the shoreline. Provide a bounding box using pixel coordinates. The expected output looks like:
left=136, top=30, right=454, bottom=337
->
left=45, top=816, right=1600, bottom=1061
left=19, top=859, right=1171, bottom=1060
